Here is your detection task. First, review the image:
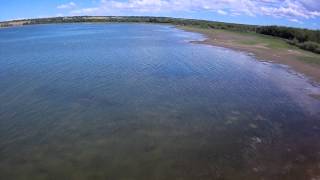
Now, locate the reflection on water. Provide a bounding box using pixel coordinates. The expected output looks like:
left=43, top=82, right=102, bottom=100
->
left=0, top=24, right=320, bottom=180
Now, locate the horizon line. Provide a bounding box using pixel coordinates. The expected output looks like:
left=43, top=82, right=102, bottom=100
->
left=1, top=15, right=319, bottom=31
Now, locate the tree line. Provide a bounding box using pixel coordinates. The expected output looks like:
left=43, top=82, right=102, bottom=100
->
left=256, top=26, right=320, bottom=53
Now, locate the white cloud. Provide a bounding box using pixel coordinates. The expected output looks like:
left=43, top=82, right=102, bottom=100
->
left=57, top=2, right=77, bottom=9
left=289, top=18, right=302, bottom=24
left=260, top=0, right=320, bottom=19
left=56, top=13, right=64, bottom=17
left=217, top=10, right=227, bottom=15
left=67, top=0, right=320, bottom=22
left=71, top=7, right=100, bottom=14
left=70, top=0, right=258, bottom=16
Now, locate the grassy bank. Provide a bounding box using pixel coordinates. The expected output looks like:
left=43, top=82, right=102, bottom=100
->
left=180, top=26, right=320, bottom=82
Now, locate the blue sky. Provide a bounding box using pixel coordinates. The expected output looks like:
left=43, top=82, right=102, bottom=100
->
left=1, top=0, right=320, bottom=29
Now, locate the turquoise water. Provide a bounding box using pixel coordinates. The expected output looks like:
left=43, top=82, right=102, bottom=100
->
left=0, top=24, right=320, bottom=180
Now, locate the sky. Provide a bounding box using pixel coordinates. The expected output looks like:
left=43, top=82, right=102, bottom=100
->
left=1, top=0, right=320, bottom=29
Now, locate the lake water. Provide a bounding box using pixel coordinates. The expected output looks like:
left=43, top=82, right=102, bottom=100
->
left=0, top=24, right=320, bottom=180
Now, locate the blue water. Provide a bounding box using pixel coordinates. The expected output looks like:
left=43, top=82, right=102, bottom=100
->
left=0, top=24, right=320, bottom=180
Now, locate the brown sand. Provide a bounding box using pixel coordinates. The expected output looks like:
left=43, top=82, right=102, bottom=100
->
left=179, top=26, right=320, bottom=83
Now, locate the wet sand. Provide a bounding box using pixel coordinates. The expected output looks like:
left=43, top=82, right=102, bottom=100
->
left=179, top=26, right=320, bottom=83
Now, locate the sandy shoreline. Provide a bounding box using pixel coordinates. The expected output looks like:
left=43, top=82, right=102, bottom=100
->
left=179, top=26, right=320, bottom=84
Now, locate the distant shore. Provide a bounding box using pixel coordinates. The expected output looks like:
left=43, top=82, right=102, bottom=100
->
left=180, top=26, right=320, bottom=83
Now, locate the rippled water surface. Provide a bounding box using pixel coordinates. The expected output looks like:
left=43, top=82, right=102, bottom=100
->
left=0, top=24, right=320, bottom=180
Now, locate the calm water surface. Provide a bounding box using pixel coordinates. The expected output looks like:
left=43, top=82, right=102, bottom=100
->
left=0, top=24, right=320, bottom=180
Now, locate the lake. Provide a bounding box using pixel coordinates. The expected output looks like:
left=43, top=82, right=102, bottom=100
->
left=0, top=24, right=320, bottom=180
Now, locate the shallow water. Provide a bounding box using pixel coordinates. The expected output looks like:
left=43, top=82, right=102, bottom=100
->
left=0, top=24, right=320, bottom=180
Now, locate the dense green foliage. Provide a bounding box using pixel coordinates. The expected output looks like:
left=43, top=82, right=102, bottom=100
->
left=256, top=26, right=320, bottom=43
left=0, top=16, right=257, bottom=34
left=256, top=26, right=320, bottom=53
left=288, top=40, right=320, bottom=54
left=1, top=16, right=319, bottom=54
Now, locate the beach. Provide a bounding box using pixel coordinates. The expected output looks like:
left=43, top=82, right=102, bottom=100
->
left=180, top=26, right=320, bottom=83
